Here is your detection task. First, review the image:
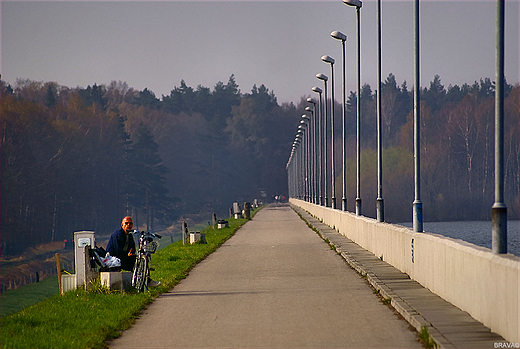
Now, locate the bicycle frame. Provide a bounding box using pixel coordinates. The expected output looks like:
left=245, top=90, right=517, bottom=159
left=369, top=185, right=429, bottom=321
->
left=131, top=230, right=161, bottom=292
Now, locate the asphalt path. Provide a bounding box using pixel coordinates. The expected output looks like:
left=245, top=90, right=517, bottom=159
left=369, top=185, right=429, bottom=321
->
left=109, top=204, right=422, bottom=348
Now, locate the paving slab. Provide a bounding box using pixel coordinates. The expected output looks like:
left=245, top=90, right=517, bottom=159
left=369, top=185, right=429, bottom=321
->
left=109, top=204, right=422, bottom=348
left=291, top=204, right=510, bottom=349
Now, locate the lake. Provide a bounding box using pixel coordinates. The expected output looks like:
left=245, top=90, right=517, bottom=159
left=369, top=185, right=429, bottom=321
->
left=398, top=221, right=519, bottom=257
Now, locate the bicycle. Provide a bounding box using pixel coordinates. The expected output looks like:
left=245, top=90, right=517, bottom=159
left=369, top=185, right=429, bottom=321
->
left=132, top=230, right=161, bottom=292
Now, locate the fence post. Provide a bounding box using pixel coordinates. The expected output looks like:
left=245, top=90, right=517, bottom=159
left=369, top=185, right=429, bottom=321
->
left=56, top=253, right=63, bottom=295
left=182, top=221, right=188, bottom=245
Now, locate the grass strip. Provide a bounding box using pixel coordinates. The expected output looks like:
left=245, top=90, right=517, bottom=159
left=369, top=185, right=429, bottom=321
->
left=1, top=208, right=261, bottom=349
left=0, top=274, right=60, bottom=318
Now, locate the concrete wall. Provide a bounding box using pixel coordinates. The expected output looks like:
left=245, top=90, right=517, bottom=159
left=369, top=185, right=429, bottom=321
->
left=291, top=199, right=519, bottom=344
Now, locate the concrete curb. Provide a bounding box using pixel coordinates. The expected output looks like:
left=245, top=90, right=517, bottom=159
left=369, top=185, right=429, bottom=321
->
left=291, top=204, right=509, bottom=349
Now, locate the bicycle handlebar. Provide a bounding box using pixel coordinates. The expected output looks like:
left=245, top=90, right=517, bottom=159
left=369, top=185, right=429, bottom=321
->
left=132, top=230, right=162, bottom=239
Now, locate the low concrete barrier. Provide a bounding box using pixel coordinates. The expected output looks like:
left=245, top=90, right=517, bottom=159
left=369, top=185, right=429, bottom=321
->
left=291, top=198, right=519, bottom=344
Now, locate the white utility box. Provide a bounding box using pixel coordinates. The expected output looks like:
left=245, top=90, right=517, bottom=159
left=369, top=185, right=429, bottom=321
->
left=100, top=272, right=132, bottom=291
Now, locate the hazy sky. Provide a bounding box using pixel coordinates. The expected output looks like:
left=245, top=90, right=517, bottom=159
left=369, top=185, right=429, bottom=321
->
left=1, top=0, right=518, bottom=104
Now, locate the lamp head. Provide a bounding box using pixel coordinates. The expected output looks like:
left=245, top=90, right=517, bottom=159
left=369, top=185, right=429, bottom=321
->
left=316, top=73, right=328, bottom=81
left=331, top=30, right=347, bottom=42
left=306, top=97, right=316, bottom=104
left=343, top=0, right=362, bottom=8
left=312, top=86, right=322, bottom=94
left=321, top=55, right=335, bottom=65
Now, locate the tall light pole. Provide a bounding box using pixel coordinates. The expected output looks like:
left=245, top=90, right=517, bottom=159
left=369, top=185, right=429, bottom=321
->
left=413, top=0, right=422, bottom=232
left=301, top=115, right=310, bottom=202
left=492, top=0, right=507, bottom=253
left=316, top=73, right=329, bottom=207
left=305, top=106, right=314, bottom=203
left=331, top=30, right=347, bottom=211
left=376, top=0, right=384, bottom=222
left=322, top=55, right=336, bottom=209
left=343, top=0, right=362, bottom=215
left=295, top=132, right=302, bottom=199
left=307, top=98, right=317, bottom=204
left=298, top=123, right=304, bottom=199
left=312, top=86, right=323, bottom=206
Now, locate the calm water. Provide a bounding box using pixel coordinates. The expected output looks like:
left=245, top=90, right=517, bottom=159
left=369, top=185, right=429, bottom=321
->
left=398, top=221, right=520, bottom=257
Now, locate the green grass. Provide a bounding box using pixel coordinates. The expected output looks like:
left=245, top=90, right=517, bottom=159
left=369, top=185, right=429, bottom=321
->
left=0, top=274, right=61, bottom=318
left=0, top=208, right=261, bottom=349
left=419, top=326, right=438, bottom=349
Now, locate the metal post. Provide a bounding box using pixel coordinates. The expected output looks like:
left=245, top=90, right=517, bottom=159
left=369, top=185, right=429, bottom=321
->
left=492, top=0, right=507, bottom=254
left=319, top=91, right=323, bottom=206
left=355, top=6, right=362, bottom=215
left=322, top=76, right=329, bottom=207
left=341, top=38, right=347, bottom=211
left=307, top=99, right=317, bottom=204
left=376, top=0, right=384, bottom=222
left=412, top=0, right=423, bottom=232
left=304, top=120, right=309, bottom=202
left=313, top=87, right=323, bottom=206
left=330, top=61, right=336, bottom=209
left=331, top=31, right=348, bottom=212
left=310, top=99, right=318, bottom=204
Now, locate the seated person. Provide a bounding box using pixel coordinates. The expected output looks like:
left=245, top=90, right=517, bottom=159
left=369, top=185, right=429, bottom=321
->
left=106, top=216, right=160, bottom=287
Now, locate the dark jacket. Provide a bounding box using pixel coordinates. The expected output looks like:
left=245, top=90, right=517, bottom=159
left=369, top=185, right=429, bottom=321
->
left=106, top=228, right=136, bottom=271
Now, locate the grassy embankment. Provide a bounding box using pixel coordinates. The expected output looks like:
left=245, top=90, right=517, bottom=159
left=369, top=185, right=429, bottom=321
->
left=0, top=208, right=261, bottom=349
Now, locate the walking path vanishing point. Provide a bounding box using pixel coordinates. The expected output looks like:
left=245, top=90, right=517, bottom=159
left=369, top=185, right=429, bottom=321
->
left=110, top=203, right=507, bottom=348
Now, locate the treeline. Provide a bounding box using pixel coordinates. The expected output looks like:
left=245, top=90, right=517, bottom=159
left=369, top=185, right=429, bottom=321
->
left=0, top=76, right=300, bottom=255
left=1, top=73, right=518, bottom=255
left=337, top=74, right=519, bottom=222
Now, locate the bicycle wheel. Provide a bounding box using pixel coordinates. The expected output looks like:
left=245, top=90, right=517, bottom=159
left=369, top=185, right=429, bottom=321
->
left=133, top=255, right=148, bottom=292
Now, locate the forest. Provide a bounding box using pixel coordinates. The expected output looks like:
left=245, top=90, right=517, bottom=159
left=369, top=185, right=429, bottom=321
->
left=1, top=74, right=518, bottom=256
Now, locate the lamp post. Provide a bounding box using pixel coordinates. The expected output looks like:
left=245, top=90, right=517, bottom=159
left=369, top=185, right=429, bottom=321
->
left=322, top=55, right=336, bottom=209
left=307, top=98, right=317, bottom=204
left=343, top=0, right=362, bottom=215
left=312, top=86, right=323, bottom=206
left=316, top=73, right=329, bottom=207
left=304, top=107, right=314, bottom=203
left=289, top=139, right=297, bottom=199
left=300, top=115, right=310, bottom=202
left=492, top=0, right=507, bottom=254
left=413, top=0, right=422, bottom=232
left=293, top=134, right=300, bottom=199
left=331, top=30, right=347, bottom=211
left=376, top=0, right=384, bottom=222
left=297, top=124, right=304, bottom=199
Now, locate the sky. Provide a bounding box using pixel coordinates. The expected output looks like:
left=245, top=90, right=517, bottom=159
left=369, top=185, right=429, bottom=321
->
left=1, top=0, right=518, bottom=104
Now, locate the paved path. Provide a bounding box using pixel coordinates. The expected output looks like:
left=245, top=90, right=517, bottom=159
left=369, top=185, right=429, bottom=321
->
left=110, top=204, right=422, bottom=348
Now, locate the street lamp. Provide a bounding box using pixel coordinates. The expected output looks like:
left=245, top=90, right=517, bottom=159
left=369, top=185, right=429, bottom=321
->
left=331, top=30, right=348, bottom=212
left=312, top=86, right=323, bottom=206
left=295, top=136, right=301, bottom=199
left=376, top=0, right=384, bottom=222
left=343, top=0, right=362, bottom=215
left=316, top=73, right=328, bottom=207
left=321, top=55, right=336, bottom=209
left=304, top=107, right=314, bottom=203
left=413, top=0, right=422, bottom=232
left=492, top=0, right=507, bottom=253
left=307, top=98, right=317, bottom=204
left=300, top=115, right=310, bottom=202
